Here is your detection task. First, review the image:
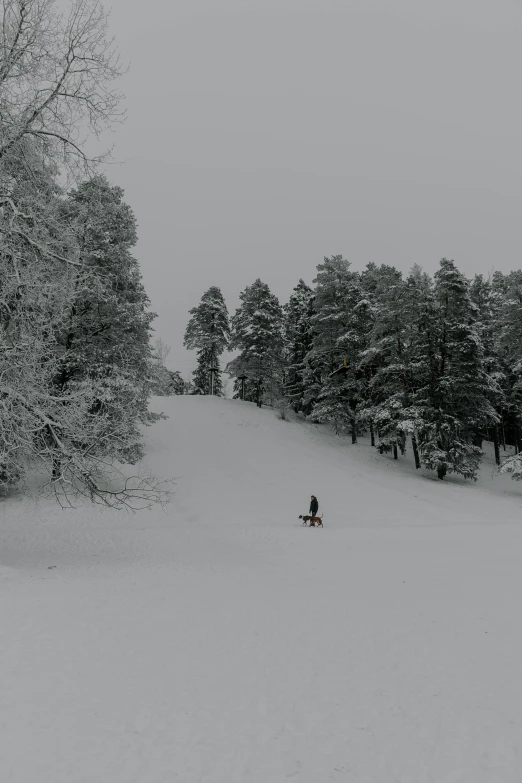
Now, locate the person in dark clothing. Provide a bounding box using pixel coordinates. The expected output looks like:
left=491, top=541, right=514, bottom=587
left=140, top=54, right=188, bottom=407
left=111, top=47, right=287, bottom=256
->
left=309, top=495, right=319, bottom=516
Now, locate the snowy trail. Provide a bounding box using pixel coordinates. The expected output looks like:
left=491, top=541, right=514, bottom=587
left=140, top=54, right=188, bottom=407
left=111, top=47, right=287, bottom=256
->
left=1, top=397, right=522, bottom=782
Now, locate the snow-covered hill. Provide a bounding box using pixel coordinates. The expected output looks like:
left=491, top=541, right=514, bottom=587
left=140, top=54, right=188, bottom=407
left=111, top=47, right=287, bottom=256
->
left=1, top=396, right=522, bottom=782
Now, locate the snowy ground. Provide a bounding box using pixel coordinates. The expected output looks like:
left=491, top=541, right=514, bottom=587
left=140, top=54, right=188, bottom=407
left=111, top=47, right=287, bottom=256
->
left=1, top=396, right=522, bottom=782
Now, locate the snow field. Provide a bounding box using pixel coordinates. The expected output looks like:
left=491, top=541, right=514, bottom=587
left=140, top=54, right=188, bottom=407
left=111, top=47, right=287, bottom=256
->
left=1, top=395, right=522, bottom=782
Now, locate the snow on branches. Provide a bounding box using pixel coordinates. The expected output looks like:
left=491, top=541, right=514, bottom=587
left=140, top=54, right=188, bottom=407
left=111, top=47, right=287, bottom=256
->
left=0, top=3, right=168, bottom=508
left=184, top=287, right=230, bottom=396
left=227, top=279, right=284, bottom=407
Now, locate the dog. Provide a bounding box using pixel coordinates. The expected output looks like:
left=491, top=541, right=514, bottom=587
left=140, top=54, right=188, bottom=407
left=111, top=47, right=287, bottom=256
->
left=298, top=514, right=323, bottom=527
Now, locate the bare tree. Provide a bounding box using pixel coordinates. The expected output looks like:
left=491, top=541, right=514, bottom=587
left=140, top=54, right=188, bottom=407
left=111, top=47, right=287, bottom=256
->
left=0, top=0, right=124, bottom=174
left=153, top=338, right=171, bottom=366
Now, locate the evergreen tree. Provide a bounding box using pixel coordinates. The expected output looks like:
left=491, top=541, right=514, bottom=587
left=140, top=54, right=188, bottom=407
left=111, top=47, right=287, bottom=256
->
left=498, top=453, right=522, bottom=480
left=165, top=370, right=186, bottom=395
left=495, top=271, right=522, bottom=453
left=151, top=364, right=186, bottom=396
left=191, top=348, right=224, bottom=396
left=411, top=260, right=498, bottom=480
left=184, top=287, right=229, bottom=395
left=58, top=176, right=157, bottom=464
left=191, top=350, right=210, bottom=395
left=283, top=280, right=316, bottom=413
left=232, top=375, right=257, bottom=402
left=365, top=262, right=500, bottom=478
left=362, top=266, right=410, bottom=457
left=306, top=256, right=354, bottom=428
left=308, top=256, right=372, bottom=441
left=232, top=378, right=241, bottom=400
left=309, top=256, right=354, bottom=375
left=470, top=273, right=507, bottom=463
left=228, top=279, right=284, bottom=407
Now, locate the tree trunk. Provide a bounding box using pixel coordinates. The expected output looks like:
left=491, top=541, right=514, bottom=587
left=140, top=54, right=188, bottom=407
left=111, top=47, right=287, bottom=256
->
left=256, top=379, right=262, bottom=408
left=492, top=423, right=501, bottom=466
left=351, top=418, right=357, bottom=444
left=370, top=422, right=375, bottom=447
left=472, top=432, right=483, bottom=448
left=500, top=411, right=506, bottom=451
left=411, top=435, right=421, bottom=470
left=393, top=443, right=398, bottom=460
left=52, top=456, right=61, bottom=480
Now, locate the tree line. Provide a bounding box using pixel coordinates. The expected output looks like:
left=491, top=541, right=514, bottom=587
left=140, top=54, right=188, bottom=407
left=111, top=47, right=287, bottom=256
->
left=184, top=258, right=522, bottom=483
left=0, top=0, right=168, bottom=507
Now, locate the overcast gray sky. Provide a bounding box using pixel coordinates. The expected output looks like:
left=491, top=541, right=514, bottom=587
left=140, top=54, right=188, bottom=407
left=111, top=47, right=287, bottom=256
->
left=104, top=0, right=522, bottom=377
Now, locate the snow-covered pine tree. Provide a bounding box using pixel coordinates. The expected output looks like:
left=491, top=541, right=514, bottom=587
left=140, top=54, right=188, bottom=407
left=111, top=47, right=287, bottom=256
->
left=470, top=273, right=507, bottom=464
left=190, top=348, right=225, bottom=396
left=232, top=376, right=257, bottom=402
left=58, top=176, right=158, bottom=460
left=489, top=272, right=520, bottom=453
left=494, top=271, right=522, bottom=454
left=498, top=453, right=522, bottom=480
left=308, top=256, right=372, bottom=441
left=152, top=368, right=186, bottom=396
left=184, top=287, right=230, bottom=396
left=307, top=256, right=354, bottom=430
left=191, top=351, right=209, bottom=395
left=411, top=259, right=499, bottom=480
left=164, top=371, right=186, bottom=395
left=399, top=265, right=446, bottom=469
left=283, top=280, right=316, bottom=413
left=361, top=265, right=410, bottom=458
left=309, top=256, right=353, bottom=375
left=232, top=378, right=241, bottom=400
left=228, top=279, right=284, bottom=407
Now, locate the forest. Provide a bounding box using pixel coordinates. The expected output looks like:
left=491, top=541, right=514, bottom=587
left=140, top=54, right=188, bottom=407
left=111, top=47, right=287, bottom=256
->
left=184, top=258, right=522, bottom=482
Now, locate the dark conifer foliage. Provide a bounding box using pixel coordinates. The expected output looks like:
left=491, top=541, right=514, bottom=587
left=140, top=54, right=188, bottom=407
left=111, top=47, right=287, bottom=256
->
left=184, top=287, right=230, bottom=396
left=281, top=257, right=510, bottom=481
left=191, top=257, right=522, bottom=485
left=283, top=280, right=316, bottom=413
left=227, top=279, right=284, bottom=408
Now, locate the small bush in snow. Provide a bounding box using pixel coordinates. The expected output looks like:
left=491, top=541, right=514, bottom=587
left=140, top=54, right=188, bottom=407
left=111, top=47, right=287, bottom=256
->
left=498, top=454, right=522, bottom=481
left=277, top=400, right=288, bottom=421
